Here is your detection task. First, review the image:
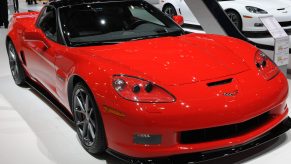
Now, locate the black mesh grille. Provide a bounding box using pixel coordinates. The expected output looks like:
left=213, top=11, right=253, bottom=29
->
left=180, top=112, right=271, bottom=144
left=279, top=21, right=291, bottom=27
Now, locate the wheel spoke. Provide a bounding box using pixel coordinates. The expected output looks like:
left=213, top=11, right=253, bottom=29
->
left=9, top=51, right=16, bottom=60
left=82, top=122, right=88, bottom=138
left=88, top=123, right=96, bottom=139
left=75, top=108, right=86, bottom=115
left=89, top=118, right=96, bottom=128
left=80, top=92, right=86, bottom=105
left=14, top=65, right=19, bottom=74
left=88, top=107, right=93, bottom=117
left=85, top=95, right=89, bottom=113
left=76, top=96, right=85, bottom=111
left=76, top=120, right=85, bottom=126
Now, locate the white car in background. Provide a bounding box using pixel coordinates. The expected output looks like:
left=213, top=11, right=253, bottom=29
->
left=147, top=0, right=291, bottom=35
left=146, top=0, right=200, bottom=27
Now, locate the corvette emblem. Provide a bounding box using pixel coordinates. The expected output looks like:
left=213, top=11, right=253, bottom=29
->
left=222, top=90, right=239, bottom=97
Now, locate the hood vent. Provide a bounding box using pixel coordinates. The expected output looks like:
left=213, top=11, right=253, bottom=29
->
left=207, top=78, right=233, bottom=87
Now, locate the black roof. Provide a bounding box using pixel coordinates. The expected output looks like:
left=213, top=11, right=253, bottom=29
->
left=49, top=0, right=139, bottom=8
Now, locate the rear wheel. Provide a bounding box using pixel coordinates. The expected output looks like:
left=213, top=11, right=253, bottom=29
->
left=226, top=10, right=242, bottom=31
left=163, top=4, right=177, bottom=18
left=72, top=82, right=107, bottom=154
left=6, top=40, right=27, bottom=87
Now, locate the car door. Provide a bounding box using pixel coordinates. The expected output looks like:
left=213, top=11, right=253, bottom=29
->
left=24, top=6, right=59, bottom=96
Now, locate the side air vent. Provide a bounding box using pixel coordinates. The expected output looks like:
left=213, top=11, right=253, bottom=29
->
left=207, top=78, right=233, bottom=87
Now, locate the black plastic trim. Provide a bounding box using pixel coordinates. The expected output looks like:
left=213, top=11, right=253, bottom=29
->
left=207, top=78, right=233, bottom=87
left=243, top=29, right=291, bottom=38
left=133, top=134, right=162, bottom=145
left=106, top=117, right=291, bottom=164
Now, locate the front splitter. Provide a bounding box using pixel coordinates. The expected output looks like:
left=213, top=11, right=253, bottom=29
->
left=107, top=117, right=291, bottom=164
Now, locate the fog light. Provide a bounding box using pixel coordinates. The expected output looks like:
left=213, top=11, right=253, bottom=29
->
left=254, top=23, right=264, bottom=27
left=133, top=134, right=162, bottom=145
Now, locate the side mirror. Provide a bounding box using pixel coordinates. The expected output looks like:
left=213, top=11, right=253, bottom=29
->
left=23, top=31, right=50, bottom=49
left=172, top=15, right=184, bottom=26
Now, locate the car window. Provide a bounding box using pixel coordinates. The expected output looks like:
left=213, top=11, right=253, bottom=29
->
left=59, top=1, right=184, bottom=46
left=129, top=6, right=164, bottom=26
left=38, top=6, right=57, bottom=41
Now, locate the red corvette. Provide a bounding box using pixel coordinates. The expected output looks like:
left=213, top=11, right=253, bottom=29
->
left=6, top=0, right=291, bottom=163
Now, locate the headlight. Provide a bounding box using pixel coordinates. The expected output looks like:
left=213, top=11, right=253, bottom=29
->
left=255, top=50, right=279, bottom=80
left=112, top=75, right=175, bottom=103
left=246, top=6, right=268, bottom=14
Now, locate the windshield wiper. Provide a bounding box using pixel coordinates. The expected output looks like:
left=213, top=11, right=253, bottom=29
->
left=155, top=28, right=169, bottom=34
left=130, top=31, right=183, bottom=41
left=72, top=41, right=120, bottom=47
left=130, top=35, right=162, bottom=41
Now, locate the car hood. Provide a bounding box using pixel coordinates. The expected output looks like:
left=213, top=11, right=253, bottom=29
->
left=235, top=0, right=291, bottom=9
left=79, top=34, right=250, bottom=86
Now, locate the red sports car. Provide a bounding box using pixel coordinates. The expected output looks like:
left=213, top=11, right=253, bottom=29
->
left=5, top=0, right=291, bottom=163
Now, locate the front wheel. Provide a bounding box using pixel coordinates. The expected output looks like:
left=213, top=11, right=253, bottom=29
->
left=72, top=82, right=107, bottom=154
left=6, top=40, right=27, bottom=87
left=226, top=10, right=242, bottom=31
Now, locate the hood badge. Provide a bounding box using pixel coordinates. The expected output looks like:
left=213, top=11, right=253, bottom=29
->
left=222, top=90, right=239, bottom=97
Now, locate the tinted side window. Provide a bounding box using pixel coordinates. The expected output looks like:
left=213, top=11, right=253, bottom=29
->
left=38, top=7, right=57, bottom=41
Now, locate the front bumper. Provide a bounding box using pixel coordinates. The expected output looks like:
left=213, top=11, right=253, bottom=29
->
left=101, top=71, right=289, bottom=158
left=242, top=10, right=291, bottom=32
left=241, top=12, right=291, bottom=38
left=107, top=117, right=291, bottom=164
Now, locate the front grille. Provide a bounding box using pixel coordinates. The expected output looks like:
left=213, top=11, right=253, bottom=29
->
left=180, top=112, right=271, bottom=144
left=279, top=21, right=291, bottom=27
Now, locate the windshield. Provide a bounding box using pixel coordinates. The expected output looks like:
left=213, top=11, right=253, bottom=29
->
left=59, top=1, right=184, bottom=46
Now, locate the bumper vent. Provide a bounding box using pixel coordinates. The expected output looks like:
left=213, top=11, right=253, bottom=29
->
left=180, top=112, right=271, bottom=144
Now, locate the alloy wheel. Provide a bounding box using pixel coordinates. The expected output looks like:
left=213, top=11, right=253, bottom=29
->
left=8, top=43, right=19, bottom=80
left=73, top=89, right=97, bottom=147
left=227, top=12, right=240, bottom=28
left=164, top=6, right=177, bottom=18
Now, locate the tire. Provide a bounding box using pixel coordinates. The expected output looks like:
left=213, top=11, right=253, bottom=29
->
left=6, top=40, right=27, bottom=87
left=226, top=10, right=242, bottom=31
left=162, top=4, right=177, bottom=18
left=72, top=82, right=107, bottom=154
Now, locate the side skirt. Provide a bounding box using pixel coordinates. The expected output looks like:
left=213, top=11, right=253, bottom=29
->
left=25, top=78, right=75, bottom=129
